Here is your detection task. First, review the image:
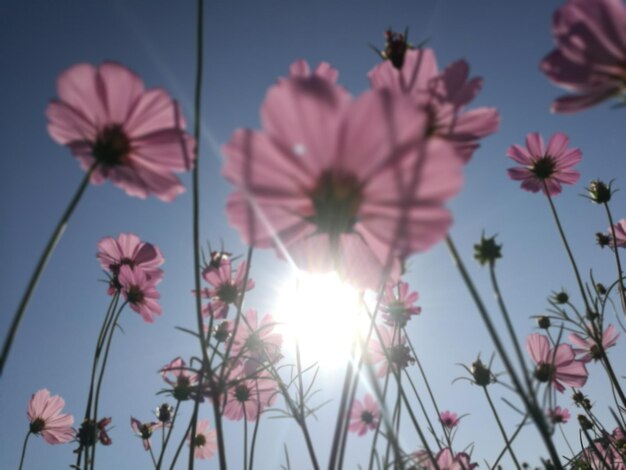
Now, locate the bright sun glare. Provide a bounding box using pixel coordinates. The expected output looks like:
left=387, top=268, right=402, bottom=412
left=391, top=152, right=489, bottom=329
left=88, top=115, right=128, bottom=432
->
left=275, top=272, right=365, bottom=368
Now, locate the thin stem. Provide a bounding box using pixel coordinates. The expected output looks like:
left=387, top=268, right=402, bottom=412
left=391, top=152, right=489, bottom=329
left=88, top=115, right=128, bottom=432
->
left=18, top=431, right=31, bottom=470
left=328, top=346, right=355, bottom=470
left=249, top=394, right=262, bottom=470
left=491, top=415, right=529, bottom=469
left=368, top=369, right=393, bottom=470
left=156, top=401, right=180, bottom=470
left=1, top=162, right=97, bottom=375
left=489, top=264, right=533, bottom=394
left=604, top=202, right=626, bottom=315
left=445, top=235, right=563, bottom=469
left=543, top=183, right=590, bottom=312
left=243, top=407, right=248, bottom=470
left=383, top=372, right=403, bottom=467
left=91, top=301, right=127, bottom=470
left=170, top=415, right=194, bottom=470
left=483, top=387, right=522, bottom=469
left=602, top=355, right=626, bottom=410
left=149, top=446, right=158, bottom=468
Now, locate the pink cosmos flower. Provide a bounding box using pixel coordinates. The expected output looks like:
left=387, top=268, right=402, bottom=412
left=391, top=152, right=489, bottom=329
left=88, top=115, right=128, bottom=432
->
left=526, top=333, right=588, bottom=392
left=541, top=0, right=626, bottom=113
left=609, top=219, right=626, bottom=248
left=187, top=420, right=217, bottom=460
left=160, top=357, right=199, bottom=401
left=348, top=394, right=380, bottom=436
left=118, top=265, right=161, bottom=323
left=286, top=60, right=339, bottom=82
left=439, top=411, right=460, bottom=429
left=199, top=260, right=254, bottom=319
left=97, top=233, right=164, bottom=294
left=413, top=448, right=478, bottom=470
left=507, top=132, right=581, bottom=196
left=46, top=62, right=195, bottom=201
left=569, top=324, right=619, bottom=362
left=130, top=417, right=161, bottom=451
left=27, top=389, right=74, bottom=444
left=223, top=61, right=464, bottom=289
left=381, top=281, right=421, bottom=327
left=222, top=370, right=277, bottom=421
left=547, top=406, right=571, bottom=424
left=368, top=325, right=414, bottom=377
left=230, top=309, right=282, bottom=374
left=369, top=47, right=500, bottom=163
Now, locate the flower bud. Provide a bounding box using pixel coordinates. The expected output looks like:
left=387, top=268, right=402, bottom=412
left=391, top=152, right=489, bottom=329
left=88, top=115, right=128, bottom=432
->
left=537, top=316, right=551, bottom=329
left=474, top=233, right=502, bottom=267
left=577, top=414, right=593, bottom=430
left=471, top=359, right=492, bottom=386
left=587, top=179, right=612, bottom=204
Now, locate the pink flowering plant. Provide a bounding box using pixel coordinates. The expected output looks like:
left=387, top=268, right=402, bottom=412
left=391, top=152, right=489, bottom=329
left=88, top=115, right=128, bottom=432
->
left=5, top=1, right=626, bottom=469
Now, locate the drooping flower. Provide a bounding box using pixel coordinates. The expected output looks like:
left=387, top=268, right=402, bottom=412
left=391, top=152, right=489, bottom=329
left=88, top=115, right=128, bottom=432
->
left=569, top=324, right=619, bottom=362
left=222, top=369, right=277, bottom=422
left=230, top=309, right=282, bottom=374
left=223, top=60, right=464, bottom=289
left=526, top=333, right=588, bottom=392
left=381, top=281, right=421, bottom=327
left=507, top=132, right=581, bottom=196
left=413, top=448, right=478, bottom=470
left=46, top=62, right=195, bottom=201
left=348, top=394, right=380, bottom=436
left=27, top=389, right=74, bottom=444
left=97, top=233, right=164, bottom=294
left=199, top=259, right=254, bottom=319
left=76, top=417, right=112, bottom=450
left=541, top=0, right=626, bottom=113
left=367, top=325, right=414, bottom=377
left=369, top=46, right=500, bottom=163
left=118, top=265, right=161, bottom=323
left=160, top=357, right=199, bottom=401
left=609, top=219, right=626, bottom=248
left=439, top=411, right=460, bottom=429
left=187, top=420, right=217, bottom=460
left=130, top=417, right=161, bottom=451
left=548, top=406, right=571, bottom=424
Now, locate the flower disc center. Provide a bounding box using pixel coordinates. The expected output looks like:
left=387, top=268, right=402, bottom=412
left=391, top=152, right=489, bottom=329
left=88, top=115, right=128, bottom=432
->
left=309, top=171, right=362, bottom=238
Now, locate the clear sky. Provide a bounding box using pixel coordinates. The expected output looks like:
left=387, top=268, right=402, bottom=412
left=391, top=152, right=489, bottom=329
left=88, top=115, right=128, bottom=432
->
left=2, top=0, right=626, bottom=468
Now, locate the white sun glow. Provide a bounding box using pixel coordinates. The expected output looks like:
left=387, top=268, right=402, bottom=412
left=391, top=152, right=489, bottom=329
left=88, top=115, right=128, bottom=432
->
left=274, top=271, right=366, bottom=368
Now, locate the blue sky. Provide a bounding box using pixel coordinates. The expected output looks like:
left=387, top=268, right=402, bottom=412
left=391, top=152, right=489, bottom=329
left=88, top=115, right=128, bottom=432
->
left=2, top=0, right=626, bottom=468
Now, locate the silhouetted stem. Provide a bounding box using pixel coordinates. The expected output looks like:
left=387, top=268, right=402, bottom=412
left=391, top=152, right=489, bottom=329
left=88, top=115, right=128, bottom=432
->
left=1, top=162, right=97, bottom=376
left=445, top=235, right=563, bottom=469
left=483, top=387, right=522, bottom=469
left=491, top=415, right=528, bottom=469
left=604, top=202, right=626, bottom=315
left=18, top=431, right=31, bottom=470
left=170, top=415, right=194, bottom=470
left=543, top=184, right=590, bottom=313
left=156, top=401, right=180, bottom=470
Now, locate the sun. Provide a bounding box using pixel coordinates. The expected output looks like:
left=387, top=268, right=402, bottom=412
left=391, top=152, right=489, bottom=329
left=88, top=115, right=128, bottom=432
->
left=274, top=271, right=366, bottom=368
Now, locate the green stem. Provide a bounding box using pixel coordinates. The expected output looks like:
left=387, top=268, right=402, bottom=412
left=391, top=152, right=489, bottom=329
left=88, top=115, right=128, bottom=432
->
left=170, top=415, right=194, bottom=470
left=604, top=202, right=626, bottom=315
left=18, top=431, right=31, bottom=470
left=445, top=235, right=563, bottom=469
left=483, top=387, right=522, bottom=469
left=156, top=401, right=180, bottom=470
left=543, top=183, right=591, bottom=313
left=248, top=391, right=262, bottom=470
left=1, top=163, right=97, bottom=375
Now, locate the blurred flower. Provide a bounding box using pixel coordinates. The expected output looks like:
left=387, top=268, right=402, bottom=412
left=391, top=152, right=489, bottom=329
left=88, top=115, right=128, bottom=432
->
left=609, top=219, right=626, bottom=248
left=199, top=259, right=254, bottom=319
left=97, top=233, right=164, bottom=295
left=507, top=132, right=581, bottom=196
left=222, top=370, right=277, bottom=421
left=286, top=59, right=339, bottom=82
left=187, top=420, right=217, bottom=460
left=368, top=325, right=414, bottom=377
left=369, top=47, right=500, bottom=163
left=439, top=411, right=460, bottom=429
left=230, top=309, right=282, bottom=374
left=570, top=324, right=619, bottom=362
left=118, top=265, right=161, bottom=323
left=155, top=403, right=174, bottom=425
left=130, top=417, right=161, bottom=451
left=223, top=60, right=464, bottom=289
left=161, top=357, right=198, bottom=401
left=541, top=0, right=626, bottom=113
left=547, top=406, right=570, bottom=424
left=348, top=394, right=380, bottom=436
left=596, top=232, right=612, bottom=248
left=470, top=358, right=494, bottom=387
left=27, top=389, right=74, bottom=444
left=526, top=333, right=588, bottom=392
left=381, top=281, right=421, bottom=327
left=413, top=448, right=478, bottom=469
left=46, top=62, right=195, bottom=200
left=537, top=316, right=551, bottom=329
